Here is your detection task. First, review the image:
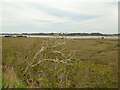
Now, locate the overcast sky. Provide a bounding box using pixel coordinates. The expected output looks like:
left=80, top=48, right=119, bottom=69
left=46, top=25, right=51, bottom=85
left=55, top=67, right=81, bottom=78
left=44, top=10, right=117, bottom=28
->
left=0, top=0, right=119, bottom=34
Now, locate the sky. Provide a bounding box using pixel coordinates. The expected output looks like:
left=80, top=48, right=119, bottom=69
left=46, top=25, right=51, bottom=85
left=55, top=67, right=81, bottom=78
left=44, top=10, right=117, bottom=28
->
left=0, top=0, right=119, bottom=34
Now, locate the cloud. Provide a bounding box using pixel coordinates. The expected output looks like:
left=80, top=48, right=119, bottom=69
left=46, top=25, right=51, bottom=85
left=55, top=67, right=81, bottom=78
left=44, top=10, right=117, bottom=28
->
left=1, top=1, right=118, bottom=34
left=29, top=3, right=98, bottom=21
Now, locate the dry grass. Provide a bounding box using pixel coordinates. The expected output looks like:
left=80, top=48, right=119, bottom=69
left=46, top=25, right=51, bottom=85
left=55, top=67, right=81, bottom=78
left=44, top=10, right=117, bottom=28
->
left=2, top=37, right=118, bottom=88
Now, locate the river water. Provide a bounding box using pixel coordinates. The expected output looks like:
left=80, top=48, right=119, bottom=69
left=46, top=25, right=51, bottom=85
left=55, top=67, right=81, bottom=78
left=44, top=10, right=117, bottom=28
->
left=27, top=35, right=118, bottom=39
left=1, top=35, right=118, bottom=39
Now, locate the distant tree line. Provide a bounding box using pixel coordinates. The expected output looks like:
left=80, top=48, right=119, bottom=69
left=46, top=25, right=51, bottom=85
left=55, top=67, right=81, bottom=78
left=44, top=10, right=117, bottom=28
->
left=1, top=33, right=119, bottom=36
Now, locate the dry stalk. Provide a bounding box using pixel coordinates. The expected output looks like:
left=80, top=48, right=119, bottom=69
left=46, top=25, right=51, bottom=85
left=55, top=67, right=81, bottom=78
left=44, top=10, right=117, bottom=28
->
left=24, top=34, right=74, bottom=74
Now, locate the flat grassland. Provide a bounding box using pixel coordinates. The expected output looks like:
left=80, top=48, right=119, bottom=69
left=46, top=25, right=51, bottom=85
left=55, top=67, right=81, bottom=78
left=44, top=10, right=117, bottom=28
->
left=2, top=37, right=118, bottom=88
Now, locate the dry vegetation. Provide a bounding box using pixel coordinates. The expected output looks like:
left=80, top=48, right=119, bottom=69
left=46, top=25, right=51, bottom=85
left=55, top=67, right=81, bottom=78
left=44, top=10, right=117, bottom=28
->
left=2, top=37, right=118, bottom=88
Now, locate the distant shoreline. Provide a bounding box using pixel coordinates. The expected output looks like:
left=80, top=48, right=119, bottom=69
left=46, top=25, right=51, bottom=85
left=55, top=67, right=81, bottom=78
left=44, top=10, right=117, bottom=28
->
left=1, top=35, right=118, bottom=39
